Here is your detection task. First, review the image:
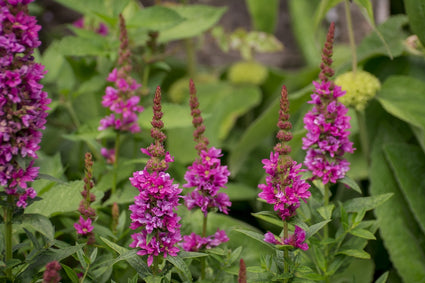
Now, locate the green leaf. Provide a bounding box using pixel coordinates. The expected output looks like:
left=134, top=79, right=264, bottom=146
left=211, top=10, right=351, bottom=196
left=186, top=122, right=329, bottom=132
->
left=61, top=264, right=79, bottom=283
left=313, top=245, right=326, bottom=272
left=25, top=181, right=85, bottom=217
left=245, top=0, right=279, bottom=33
left=337, top=249, right=371, bottom=259
left=233, top=229, right=274, bottom=250
left=369, top=122, right=425, bottom=283
left=159, top=5, right=226, bottom=42
left=139, top=103, right=194, bottom=129
left=305, top=220, right=331, bottom=239
left=20, top=214, right=55, bottom=241
left=357, top=15, right=408, bottom=62
left=101, top=237, right=151, bottom=277
left=378, top=76, right=425, bottom=131
left=126, top=6, right=184, bottom=31
left=167, top=256, right=192, bottom=282
left=229, top=85, right=312, bottom=175
left=339, top=176, right=362, bottom=194
left=178, top=251, right=208, bottom=259
left=313, top=0, right=342, bottom=30
left=384, top=144, right=425, bottom=234
left=317, top=204, right=335, bottom=220
left=226, top=183, right=258, bottom=202
left=251, top=211, right=283, bottom=228
left=288, top=0, right=321, bottom=66
left=404, top=0, right=425, bottom=46
left=349, top=228, right=376, bottom=240
left=55, top=33, right=116, bottom=57
left=375, top=271, right=389, bottom=283
left=342, top=193, right=393, bottom=213
left=15, top=244, right=84, bottom=283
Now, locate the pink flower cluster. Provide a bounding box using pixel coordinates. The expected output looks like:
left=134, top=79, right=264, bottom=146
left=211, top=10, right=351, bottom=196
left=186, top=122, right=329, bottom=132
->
left=258, top=152, right=311, bottom=221
left=129, top=87, right=182, bottom=267
left=98, top=14, right=143, bottom=136
left=99, top=68, right=143, bottom=134
left=183, top=147, right=231, bottom=216
left=42, top=261, right=62, bottom=283
left=0, top=0, right=50, bottom=207
left=302, top=81, right=354, bottom=184
left=264, top=226, right=308, bottom=250
left=129, top=168, right=182, bottom=266
left=182, top=229, right=229, bottom=252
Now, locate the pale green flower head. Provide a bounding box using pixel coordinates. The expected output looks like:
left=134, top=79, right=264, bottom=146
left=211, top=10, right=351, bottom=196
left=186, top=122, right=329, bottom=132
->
left=335, top=70, right=381, bottom=111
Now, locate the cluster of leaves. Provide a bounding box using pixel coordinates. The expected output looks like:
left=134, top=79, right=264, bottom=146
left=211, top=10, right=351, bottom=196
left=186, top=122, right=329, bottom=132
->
left=1, top=0, right=425, bottom=282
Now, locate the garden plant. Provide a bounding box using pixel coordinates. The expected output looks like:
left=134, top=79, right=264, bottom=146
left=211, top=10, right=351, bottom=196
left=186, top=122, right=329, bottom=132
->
left=1, top=0, right=425, bottom=282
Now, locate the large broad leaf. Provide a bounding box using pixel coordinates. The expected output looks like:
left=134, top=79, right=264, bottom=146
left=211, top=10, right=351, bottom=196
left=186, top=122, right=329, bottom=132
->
left=369, top=122, right=425, bottom=282
left=25, top=181, right=85, bottom=217
left=245, top=0, right=279, bottom=33
left=384, top=144, right=425, bottom=234
left=288, top=0, right=321, bottom=67
left=342, top=193, right=393, bottom=213
left=229, top=85, right=312, bottom=175
left=356, top=15, right=408, bottom=62
left=15, top=244, right=84, bottom=283
left=55, top=32, right=117, bottom=57
left=159, top=5, right=226, bottom=42
left=54, top=0, right=129, bottom=18
left=126, top=6, right=184, bottom=31
left=166, top=256, right=192, bottom=282
left=166, top=82, right=261, bottom=164
left=139, top=103, right=194, bottom=129
left=377, top=76, right=425, bottom=148
left=18, top=214, right=55, bottom=241
left=404, top=0, right=425, bottom=46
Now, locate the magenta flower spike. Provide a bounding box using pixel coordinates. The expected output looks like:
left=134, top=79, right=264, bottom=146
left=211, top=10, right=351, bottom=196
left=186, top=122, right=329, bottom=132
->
left=258, top=86, right=310, bottom=250
left=42, top=261, right=62, bottom=283
left=0, top=0, right=51, bottom=207
left=181, top=80, right=230, bottom=252
left=302, top=23, right=355, bottom=184
left=129, top=87, right=182, bottom=267
left=99, top=14, right=143, bottom=158
left=182, top=80, right=231, bottom=217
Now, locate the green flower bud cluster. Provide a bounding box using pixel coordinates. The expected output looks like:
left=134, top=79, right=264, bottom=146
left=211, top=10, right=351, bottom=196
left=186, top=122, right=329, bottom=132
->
left=228, top=60, right=268, bottom=85
left=335, top=70, right=381, bottom=111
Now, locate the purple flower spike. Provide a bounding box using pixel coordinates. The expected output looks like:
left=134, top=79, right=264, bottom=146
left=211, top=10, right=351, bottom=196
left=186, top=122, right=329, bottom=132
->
left=302, top=23, right=355, bottom=184
left=99, top=14, right=143, bottom=135
left=258, top=86, right=311, bottom=221
left=183, top=80, right=231, bottom=216
left=129, top=86, right=182, bottom=266
left=0, top=0, right=50, bottom=207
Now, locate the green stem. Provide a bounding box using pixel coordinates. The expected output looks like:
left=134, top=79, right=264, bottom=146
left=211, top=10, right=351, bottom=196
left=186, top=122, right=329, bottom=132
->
left=65, top=100, right=81, bottom=129
left=200, top=214, right=208, bottom=280
left=356, top=109, right=370, bottom=165
left=142, top=64, right=151, bottom=95
left=112, top=132, right=121, bottom=195
left=323, top=184, right=330, bottom=283
left=283, top=221, right=289, bottom=283
left=4, top=195, right=14, bottom=279
left=152, top=255, right=159, bottom=276
left=80, top=261, right=90, bottom=283
left=185, top=38, right=196, bottom=78
left=345, top=0, right=357, bottom=74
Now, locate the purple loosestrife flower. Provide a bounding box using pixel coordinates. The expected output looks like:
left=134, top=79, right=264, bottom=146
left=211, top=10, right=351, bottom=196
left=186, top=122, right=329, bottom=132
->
left=302, top=23, right=355, bottom=185
left=264, top=226, right=308, bottom=251
left=74, top=153, right=96, bottom=244
left=258, top=86, right=311, bottom=221
left=99, top=14, right=143, bottom=157
left=258, top=86, right=310, bottom=250
left=129, top=87, right=182, bottom=267
left=0, top=0, right=50, bottom=207
left=182, top=229, right=229, bottom=252
left=183, top=80, right=231, bottom=217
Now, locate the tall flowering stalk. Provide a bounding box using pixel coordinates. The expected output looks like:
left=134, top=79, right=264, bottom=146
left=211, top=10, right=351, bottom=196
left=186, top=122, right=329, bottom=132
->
left=181, top=80, right=231, bottom=279
left=98, top=14, right=143, bottom=193
left=74, top=153, right=96, bottom=245
left=129, top=87, right=182, bottom=271
left=258, top=86, right=310, bottom=280
left=0, top=0, right=50, bottom=277
left=302, top=22, right=355, bottom=185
